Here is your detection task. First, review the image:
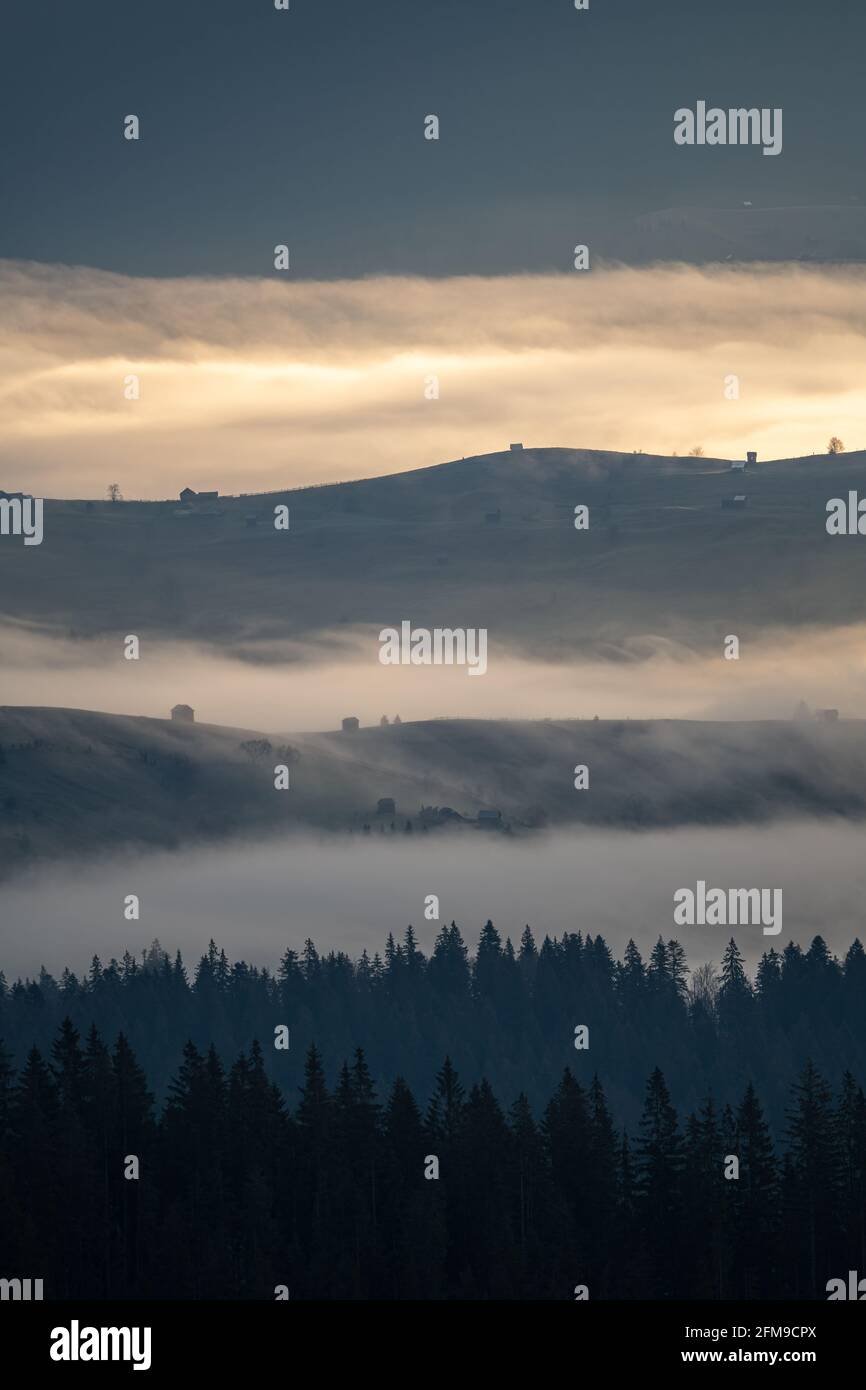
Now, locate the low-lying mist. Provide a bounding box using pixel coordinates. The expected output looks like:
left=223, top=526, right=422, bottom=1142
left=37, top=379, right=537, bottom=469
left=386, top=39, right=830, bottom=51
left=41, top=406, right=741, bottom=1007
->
left=4, top=820, right=864, bottom=980
left=3, top=619, right=866, bottom=727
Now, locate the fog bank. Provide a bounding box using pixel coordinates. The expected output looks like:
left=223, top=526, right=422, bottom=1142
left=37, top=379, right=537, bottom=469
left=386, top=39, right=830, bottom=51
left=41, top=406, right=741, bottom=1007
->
left=4, top=820, right=864, bottom=979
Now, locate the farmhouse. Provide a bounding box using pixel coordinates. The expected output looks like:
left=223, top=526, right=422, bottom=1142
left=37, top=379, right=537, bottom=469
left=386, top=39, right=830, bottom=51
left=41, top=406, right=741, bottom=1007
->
left=342, top=716, right=360, bottom=733
left=171, top=704, right=195, bottom=723
left=179, top=488, right=219, bottom=503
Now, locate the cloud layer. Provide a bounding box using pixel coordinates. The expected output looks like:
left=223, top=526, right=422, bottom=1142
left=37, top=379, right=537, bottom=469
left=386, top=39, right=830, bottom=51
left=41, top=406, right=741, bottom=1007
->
left=2, top=258, right=865, bottom=498
left=3, top=618, right=866, bottom=728
left=3, top=820, right=864, bottom=979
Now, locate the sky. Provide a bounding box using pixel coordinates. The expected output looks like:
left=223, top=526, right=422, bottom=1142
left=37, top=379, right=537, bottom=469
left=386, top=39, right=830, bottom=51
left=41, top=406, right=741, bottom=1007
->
left=2, top=1, right=865, bottom=496
left=2, top=0, right=865, bottom=279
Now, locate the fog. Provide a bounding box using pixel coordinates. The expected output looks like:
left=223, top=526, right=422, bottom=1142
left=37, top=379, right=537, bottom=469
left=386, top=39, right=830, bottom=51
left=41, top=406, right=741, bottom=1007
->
left=4, top=821, right=864, bottom=980
left=3, top=259, right=866, bottom=498
left=3, top=619, right=866, bottom=728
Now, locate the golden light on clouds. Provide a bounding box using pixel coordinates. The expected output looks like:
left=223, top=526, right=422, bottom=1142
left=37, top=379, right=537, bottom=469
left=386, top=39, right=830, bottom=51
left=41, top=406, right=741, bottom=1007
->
left=1, top=258, right=865, bottom=497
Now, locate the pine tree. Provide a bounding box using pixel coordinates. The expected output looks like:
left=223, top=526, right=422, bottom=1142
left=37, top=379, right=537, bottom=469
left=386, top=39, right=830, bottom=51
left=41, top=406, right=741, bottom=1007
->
left=426, top=1056, right=465, bottom=1145
left=785, top=1059, right=841, bottom=1297
left=732, top=1080, right=779, bottom=1297
left=635, top=1066, right=683, bottom=1296
left=835, top=1071, right=866, bottom=1275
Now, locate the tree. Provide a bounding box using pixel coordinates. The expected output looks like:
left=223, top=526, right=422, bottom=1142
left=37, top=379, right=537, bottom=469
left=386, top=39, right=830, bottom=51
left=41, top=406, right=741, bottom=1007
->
left=728, top=1081, right=779, bottom=1297
left=785, top=1060, right=840, bottom=1297
left=688, top=445, right=704, bottom=457
left=107, top=483, right=122, bottom=502
left=426, top=1056, right=465, bottom=1145
left=827, top=436, right=845, bottom=454
left=718, top=938, right=752, bottom=1029
left=636, top=1067, right=683, bottom=1294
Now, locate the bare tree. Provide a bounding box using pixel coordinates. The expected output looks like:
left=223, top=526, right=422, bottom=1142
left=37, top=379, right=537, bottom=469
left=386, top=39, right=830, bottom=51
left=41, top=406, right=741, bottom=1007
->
left=107, top=482, right=122, bottom=502
left=688, top=445, right=704, bottom=457
left=827, top=436, right=845, bottom=455
left=689, top=960, right=720, bottom=1016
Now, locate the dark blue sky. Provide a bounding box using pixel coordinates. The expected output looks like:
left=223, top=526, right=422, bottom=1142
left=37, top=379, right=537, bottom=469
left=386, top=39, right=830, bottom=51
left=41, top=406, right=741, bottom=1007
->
left=2, top=0, right=863, bottom=277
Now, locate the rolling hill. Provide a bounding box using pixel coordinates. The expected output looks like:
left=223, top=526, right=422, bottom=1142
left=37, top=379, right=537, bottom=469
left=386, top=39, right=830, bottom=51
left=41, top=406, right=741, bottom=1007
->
left=3, top=447, right=866, bottom=659
left=2, top=705, right=865, bottom=876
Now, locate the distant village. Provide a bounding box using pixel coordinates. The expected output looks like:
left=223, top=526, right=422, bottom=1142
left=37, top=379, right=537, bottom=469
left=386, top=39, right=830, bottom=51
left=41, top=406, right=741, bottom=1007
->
left=166, top=702, right=510, bottom=834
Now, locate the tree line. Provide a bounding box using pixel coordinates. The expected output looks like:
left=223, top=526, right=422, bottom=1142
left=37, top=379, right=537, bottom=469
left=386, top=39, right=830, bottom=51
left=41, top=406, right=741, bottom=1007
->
left=0, top=1021, right=863, bottom=1300
left=2, top=925, right=865, bottom=1133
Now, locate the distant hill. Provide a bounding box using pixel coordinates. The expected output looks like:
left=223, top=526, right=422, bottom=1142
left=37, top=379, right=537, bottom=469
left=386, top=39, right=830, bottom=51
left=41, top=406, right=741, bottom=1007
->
left=2, top=705, right=866, bottom=875
left=634, top=204, right=866, bottom=263
left=1, top=446, right=864, bottom=659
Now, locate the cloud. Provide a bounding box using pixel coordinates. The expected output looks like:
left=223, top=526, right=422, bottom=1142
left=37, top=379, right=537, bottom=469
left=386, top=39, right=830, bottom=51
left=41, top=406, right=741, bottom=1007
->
left=3, top=617, right=866, bottom=728
left=2, top=258, right=866, bottom=498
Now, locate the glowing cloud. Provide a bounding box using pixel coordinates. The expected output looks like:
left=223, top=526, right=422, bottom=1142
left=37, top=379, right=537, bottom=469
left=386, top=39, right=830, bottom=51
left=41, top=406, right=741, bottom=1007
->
left=1, top=258, right=865, bottom=498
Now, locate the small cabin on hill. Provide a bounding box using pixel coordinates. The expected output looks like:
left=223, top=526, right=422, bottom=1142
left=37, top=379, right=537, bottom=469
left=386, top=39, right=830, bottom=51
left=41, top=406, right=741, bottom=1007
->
left=747, top=451, right=757, bottom=465
left=509, top=442, right=524, bottom=452
left=171, top=704, right=195, bottom=723
left=179, top=488, right=219, bottom=503
left=342, top=716, right=360, bottom=733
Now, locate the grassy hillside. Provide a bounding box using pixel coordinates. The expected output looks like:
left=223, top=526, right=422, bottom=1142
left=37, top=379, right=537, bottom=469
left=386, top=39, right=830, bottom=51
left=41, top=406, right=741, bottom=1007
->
left=2, top=705, right=865, bottom=875
left=2, top=447, right=865, bottom=657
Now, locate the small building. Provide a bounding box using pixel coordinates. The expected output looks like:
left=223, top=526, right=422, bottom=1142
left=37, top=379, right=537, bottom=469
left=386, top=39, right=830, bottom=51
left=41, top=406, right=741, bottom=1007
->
left=731, top=460, right=746, bottom=472
left=477, top=808, right=502, bottom=825
left=179, top=488, right=197, bottom=503
left=376, top=797, right=396, bottom=816
left=816, top=708, right=839, bottom=723
left=171, top=704, right=195, bottom=723
left=342, top=716, right=360, bottom=733
left=509, top=443, right=524, bottom=451
left=747, top=451, right=757, bottom=465
left=722, top=495, right=747, bottom=509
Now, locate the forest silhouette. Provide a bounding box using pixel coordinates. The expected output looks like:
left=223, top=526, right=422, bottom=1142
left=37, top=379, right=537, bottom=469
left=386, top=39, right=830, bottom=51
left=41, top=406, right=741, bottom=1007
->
left=2, top=924, right=864, bottom=1299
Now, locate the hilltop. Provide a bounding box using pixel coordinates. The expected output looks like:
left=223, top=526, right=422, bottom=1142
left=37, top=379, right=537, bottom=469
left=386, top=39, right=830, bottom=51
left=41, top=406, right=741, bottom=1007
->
left=2, top=705, right=865, bottom=875
left=1, top=446, right=864, bottom=659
